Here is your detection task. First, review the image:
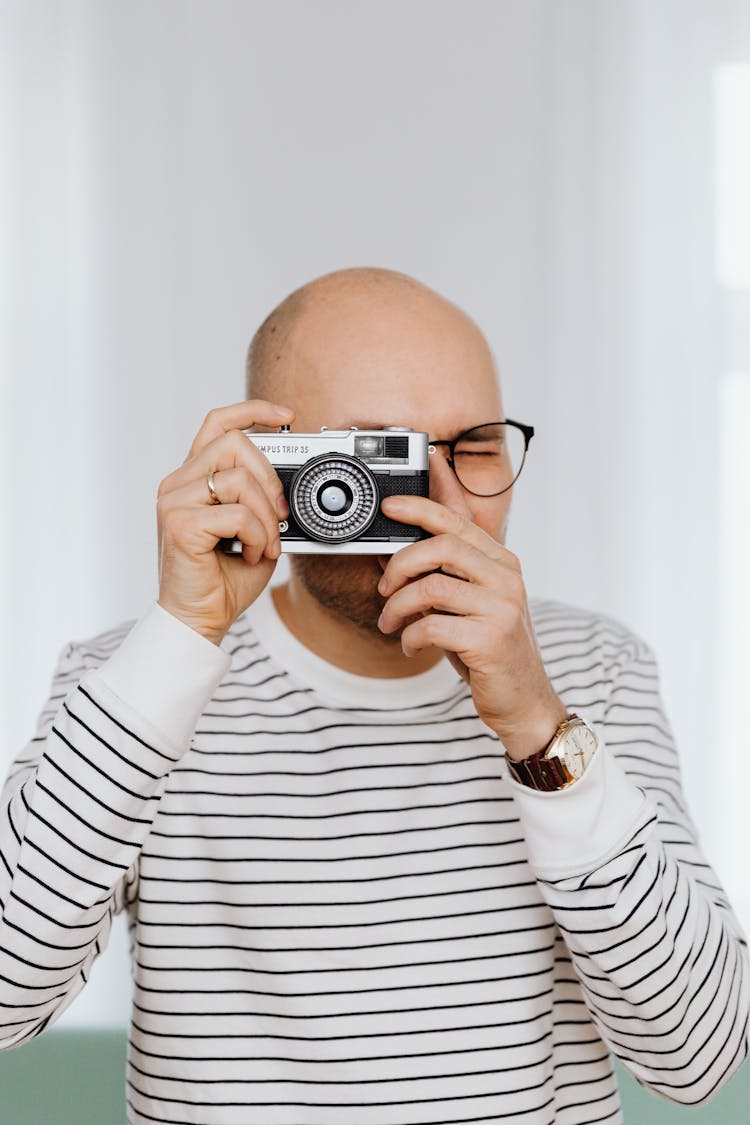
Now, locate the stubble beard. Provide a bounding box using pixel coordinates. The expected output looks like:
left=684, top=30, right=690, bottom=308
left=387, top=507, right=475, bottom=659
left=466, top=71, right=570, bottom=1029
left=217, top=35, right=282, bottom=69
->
left=290, top=553, right=406, bottom=639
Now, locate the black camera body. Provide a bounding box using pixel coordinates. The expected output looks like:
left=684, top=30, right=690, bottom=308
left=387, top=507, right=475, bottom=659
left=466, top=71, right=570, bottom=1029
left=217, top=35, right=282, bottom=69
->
left=219, top=425, right=430, bottom=556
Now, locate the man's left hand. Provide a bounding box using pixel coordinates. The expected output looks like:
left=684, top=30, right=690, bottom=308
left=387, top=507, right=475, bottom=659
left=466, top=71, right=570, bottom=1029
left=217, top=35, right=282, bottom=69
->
left=377, top=494, right=568, bottom=761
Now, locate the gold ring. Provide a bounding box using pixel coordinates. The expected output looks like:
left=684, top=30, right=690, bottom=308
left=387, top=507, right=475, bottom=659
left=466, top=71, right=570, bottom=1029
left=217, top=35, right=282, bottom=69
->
left=207, top=470, right=221, bottom=504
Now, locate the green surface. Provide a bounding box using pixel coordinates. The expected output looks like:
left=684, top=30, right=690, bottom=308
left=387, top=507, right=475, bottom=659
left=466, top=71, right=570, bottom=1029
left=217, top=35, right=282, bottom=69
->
left=0, top=1030, right=748, bottom=1123
left=0, top=1030, right=126, bottom=1125
left=617, top=1058, right=750, bottom=1123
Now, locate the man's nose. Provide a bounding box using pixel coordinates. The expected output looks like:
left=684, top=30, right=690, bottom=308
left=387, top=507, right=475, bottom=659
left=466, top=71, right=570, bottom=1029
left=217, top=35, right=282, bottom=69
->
left=428, top=447, right=474, bottom=520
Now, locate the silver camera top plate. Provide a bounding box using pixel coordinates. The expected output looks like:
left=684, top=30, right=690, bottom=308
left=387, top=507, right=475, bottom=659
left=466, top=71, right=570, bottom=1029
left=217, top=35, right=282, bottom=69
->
left=243, top=426, right=429, bottom=469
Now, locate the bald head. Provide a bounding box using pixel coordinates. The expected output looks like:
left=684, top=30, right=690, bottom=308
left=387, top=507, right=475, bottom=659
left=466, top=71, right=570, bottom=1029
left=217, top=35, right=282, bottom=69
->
left=245, top=267, right=498, bottom=413
left=245, top=267, right=512, bottom=640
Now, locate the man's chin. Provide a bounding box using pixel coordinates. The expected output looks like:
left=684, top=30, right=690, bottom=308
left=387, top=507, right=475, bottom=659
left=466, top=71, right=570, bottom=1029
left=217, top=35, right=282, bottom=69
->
left=290, top=552, right=398, bottom=637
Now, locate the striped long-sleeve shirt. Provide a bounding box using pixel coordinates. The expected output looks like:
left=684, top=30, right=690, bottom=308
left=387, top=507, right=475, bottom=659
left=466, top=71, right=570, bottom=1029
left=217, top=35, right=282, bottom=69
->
left=0, top=584, right=748, bottom=1124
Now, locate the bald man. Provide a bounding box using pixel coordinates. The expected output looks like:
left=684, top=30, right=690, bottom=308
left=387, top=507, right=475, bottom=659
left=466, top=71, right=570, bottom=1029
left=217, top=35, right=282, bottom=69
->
left=1, top=268, right=748, bottom=1125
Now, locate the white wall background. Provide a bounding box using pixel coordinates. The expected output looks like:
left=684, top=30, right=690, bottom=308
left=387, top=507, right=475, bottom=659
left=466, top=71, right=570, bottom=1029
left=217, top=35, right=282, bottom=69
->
left=1, top=0, right=749, bottom=1028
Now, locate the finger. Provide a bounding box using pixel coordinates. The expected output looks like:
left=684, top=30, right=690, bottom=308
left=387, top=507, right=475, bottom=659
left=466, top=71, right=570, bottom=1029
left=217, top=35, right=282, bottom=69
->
left=160, top=502, right=275, bottom=566
left=378, top=571, right=489, bottom=634
left=157, top=466, right=283, bottom=560
left=400, top=613, right=478, bottom=659
left=187, top=399, right=295, bottom=460
left=160, top=427, right=289, bottom=519
left=380, top=494, right=520, bottom=570
left=378, top=533, right=503, bottom=597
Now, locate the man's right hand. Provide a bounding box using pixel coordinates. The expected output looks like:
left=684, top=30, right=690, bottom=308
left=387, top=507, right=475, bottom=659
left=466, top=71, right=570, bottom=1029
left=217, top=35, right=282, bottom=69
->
left=156, top=399, right=295, bottom=646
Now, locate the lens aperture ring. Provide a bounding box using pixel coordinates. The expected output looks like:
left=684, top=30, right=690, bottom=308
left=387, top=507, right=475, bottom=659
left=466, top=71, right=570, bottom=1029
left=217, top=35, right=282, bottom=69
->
left=290, top=455, right=379, bottom=543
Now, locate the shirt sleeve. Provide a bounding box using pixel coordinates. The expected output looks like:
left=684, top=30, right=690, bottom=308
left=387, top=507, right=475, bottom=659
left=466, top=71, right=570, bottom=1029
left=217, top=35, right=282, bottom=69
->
left=507, top=634, right=750, bottom=1106
left=0, top=603, right=231, bottom=1049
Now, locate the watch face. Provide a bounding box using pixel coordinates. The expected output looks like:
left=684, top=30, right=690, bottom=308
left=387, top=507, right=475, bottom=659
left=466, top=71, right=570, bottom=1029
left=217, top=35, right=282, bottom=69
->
left=550, top=721, right=599, bottom=781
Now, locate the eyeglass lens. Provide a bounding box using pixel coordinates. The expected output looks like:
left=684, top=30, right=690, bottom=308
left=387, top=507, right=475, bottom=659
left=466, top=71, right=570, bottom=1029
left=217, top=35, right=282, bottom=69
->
left=451, top=423, right=526, bottom=496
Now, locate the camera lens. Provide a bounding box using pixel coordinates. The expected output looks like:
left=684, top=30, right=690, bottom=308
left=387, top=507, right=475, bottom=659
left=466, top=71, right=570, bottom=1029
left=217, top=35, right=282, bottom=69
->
left=289, top=454, right=378, bottom=543
left=318, top=482, right=352, bottom=514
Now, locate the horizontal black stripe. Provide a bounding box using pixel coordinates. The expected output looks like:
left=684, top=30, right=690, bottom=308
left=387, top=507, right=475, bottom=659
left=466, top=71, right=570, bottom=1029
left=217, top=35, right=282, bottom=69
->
left=132, top=985, right=556, bottom=1020
left=146, top=816, right=519, bottom=844
left=137, top=920, right=557, bottom=955
left=136, top=941, right=556, bottom=977
left=153, top=794, right=514, bottom=820
left=125, top=1072, right=555, bottom=1107
left=137, top=964, right=552, bottom=999
left=141, top=833, right=526, bottom=865
left=137, top=876, right=538, bottom=910
left=130, top=1008, right=556, bottom=1043
left=130, top=1026, right=554, bottom=1065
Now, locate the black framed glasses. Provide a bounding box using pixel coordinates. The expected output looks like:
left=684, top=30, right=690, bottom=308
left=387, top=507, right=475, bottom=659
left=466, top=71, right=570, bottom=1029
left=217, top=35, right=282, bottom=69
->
left=429, top=419, right=534, bottom=497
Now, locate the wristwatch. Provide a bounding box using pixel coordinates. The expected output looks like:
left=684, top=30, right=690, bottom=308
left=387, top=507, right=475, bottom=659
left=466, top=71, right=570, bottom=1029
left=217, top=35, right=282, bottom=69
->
left=505, top=713, right=599, bottom=791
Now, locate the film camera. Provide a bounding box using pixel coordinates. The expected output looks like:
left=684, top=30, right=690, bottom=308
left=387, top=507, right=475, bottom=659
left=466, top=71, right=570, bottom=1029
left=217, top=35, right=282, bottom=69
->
left=219, top=424, right=430, bottom=555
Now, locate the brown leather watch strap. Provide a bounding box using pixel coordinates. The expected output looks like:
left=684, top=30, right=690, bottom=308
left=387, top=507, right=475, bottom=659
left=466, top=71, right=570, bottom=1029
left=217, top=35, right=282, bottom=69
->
left=506, top=750, right=574, bottom=791
left=505, top=713, right=579, bottom=792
